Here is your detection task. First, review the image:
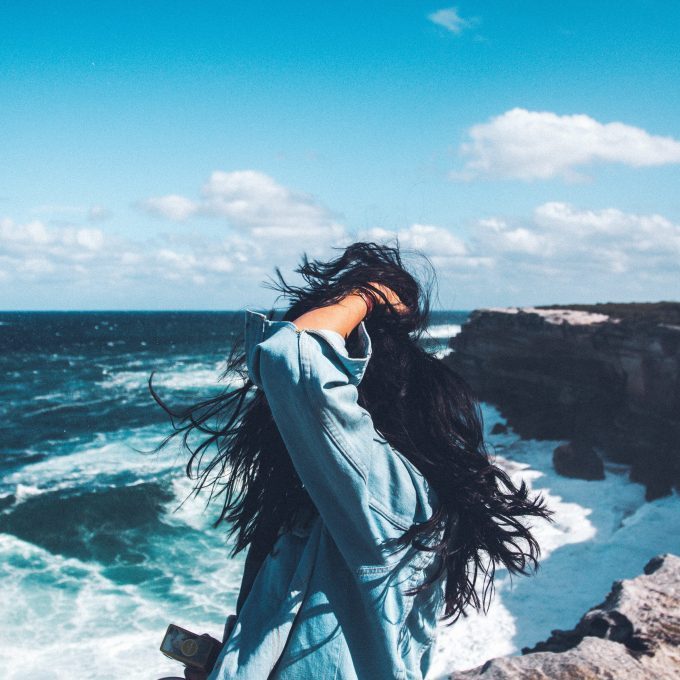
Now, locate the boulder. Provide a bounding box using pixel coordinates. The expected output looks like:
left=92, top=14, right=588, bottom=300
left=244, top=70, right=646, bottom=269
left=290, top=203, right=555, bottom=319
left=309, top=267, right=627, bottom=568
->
left=448, top=553, right=680, bottom=679
left=552, top=441, right=605, bottom=480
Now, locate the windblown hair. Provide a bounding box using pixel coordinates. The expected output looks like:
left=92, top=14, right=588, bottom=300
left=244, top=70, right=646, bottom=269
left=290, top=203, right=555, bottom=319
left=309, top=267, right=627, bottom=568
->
left=149, top=241, right=555, bottom=624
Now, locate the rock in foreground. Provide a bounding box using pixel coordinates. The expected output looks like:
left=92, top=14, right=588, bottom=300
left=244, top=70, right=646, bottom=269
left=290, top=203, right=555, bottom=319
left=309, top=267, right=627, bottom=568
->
left=447, top=552, right=680, bottom=679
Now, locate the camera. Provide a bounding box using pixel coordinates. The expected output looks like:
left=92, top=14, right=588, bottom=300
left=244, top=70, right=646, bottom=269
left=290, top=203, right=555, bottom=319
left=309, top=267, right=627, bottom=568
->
left=160, top=623, right=223, bottom=674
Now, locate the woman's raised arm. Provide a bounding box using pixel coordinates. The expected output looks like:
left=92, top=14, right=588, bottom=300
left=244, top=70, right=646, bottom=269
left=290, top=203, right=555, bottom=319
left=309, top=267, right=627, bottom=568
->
left=290, top=283, right=407, bottom=339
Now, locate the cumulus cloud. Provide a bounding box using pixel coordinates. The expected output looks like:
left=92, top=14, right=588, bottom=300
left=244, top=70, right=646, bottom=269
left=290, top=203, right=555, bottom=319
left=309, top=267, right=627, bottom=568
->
left=357, top=203, right=680, bottom=302
left=8, top=199, right=675, bottom=291
left=456, top=108, right=680, bottom=181
left=141, top=195, right=197, bottom=221
left=428, top=7, right=472, bottom=34
left=473, top=202, right=680, bottom=277
left=201, top=170, right=344, bottom=240
left=139, top=170, right=346, bottom=250
left=6, top=168, right=678, bottom=306
left=3, top=171, right=352, bottom=295
left=0, top=216, right=272, bottom=292
left=0, top=218, right=105, bottom=256
left=357, top=223, right=493, bottom=270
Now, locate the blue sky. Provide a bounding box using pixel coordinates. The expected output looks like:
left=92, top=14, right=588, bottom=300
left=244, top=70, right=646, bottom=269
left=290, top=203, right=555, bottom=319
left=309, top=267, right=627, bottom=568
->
left=1, top=1, right=679, bottom=310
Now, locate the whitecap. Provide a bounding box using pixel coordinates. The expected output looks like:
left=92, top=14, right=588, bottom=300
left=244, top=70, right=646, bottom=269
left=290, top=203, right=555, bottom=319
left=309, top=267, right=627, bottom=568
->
left=101, top=362, right=246, bottom=392
left=433, top=348, right=453, bottom=359
left=426, top=403, right=680, bottom=676
left=0, top=533, right=235, bottom=680
left=425, top=323, right=462, bottom=339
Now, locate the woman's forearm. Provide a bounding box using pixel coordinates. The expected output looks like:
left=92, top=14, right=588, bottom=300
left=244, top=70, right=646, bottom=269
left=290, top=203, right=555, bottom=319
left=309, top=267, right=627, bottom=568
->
left=291, top=293, right=369, bottom=340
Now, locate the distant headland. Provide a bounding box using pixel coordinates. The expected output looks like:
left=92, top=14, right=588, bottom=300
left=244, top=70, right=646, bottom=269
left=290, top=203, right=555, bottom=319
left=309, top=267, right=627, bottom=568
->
left=443, top=301, right=680, bottom=500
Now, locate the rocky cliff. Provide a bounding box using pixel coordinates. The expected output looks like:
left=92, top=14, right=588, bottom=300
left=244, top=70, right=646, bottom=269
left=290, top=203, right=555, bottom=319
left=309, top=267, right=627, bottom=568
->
left=447, top=552, right=680, bottom=679
left=443, top=302, right=680, bottom=499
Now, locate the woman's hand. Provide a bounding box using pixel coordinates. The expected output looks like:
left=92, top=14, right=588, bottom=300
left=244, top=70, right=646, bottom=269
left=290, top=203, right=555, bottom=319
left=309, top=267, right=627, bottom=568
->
left=360, top=282, right=408, bottom=316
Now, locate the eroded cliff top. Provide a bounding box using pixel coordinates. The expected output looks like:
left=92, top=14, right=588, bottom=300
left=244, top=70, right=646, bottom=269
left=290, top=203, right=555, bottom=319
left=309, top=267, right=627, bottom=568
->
left=477, top=301, right=680, bottom=328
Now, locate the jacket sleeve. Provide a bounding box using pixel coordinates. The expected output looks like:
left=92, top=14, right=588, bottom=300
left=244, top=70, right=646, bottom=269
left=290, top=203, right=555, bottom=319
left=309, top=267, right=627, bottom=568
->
left=243, top=308, right=395, bottom=568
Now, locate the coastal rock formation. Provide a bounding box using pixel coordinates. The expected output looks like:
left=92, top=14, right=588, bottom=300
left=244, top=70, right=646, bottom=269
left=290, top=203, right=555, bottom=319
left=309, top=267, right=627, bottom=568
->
left=448, top=552, right=680, bottom=679
left=552, top=441, right=605, bottom=480
left=443, top=302, right=680, bottom=499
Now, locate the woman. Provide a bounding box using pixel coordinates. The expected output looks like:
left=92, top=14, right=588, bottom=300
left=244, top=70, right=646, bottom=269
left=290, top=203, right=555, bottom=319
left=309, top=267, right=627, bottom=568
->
left=151, top=241, right=554, bottom=680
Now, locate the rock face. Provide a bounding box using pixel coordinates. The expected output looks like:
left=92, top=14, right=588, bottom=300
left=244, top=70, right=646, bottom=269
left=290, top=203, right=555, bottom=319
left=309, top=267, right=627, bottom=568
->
left=552, top=441, right=605, bottom=480
left=448, top=552, right=680, bottom=679
left=443, top=303, right=680, bottom=499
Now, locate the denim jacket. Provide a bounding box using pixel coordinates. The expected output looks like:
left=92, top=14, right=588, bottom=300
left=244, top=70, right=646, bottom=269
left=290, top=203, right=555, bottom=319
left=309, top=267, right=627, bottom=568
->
left=207, top=309, right=444, bottom=680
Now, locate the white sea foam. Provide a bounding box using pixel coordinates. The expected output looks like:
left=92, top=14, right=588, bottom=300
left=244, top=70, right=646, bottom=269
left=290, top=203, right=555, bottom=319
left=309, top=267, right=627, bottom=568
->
left=100, top=361, right=245, bottom=392
left=0, top=432, right=244, bottom=680
left=3, top=403, right=680, bottom=679
left=434, top=348, right=453, bottom=359
left=12, top=484, right=43, bottom=502
left=162, top=474, right=217, bottom=530
left=1, top=426, right=181, bottom=500
left=425, top=323, right=462, bottom=339
left=426, top=403, right=680, bottom=677
left=0, top=533, right=238, bottom=680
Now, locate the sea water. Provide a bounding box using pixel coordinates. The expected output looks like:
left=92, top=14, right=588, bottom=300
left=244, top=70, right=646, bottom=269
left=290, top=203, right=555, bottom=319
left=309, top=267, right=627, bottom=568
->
left=0, top=311, right=678, bottom=679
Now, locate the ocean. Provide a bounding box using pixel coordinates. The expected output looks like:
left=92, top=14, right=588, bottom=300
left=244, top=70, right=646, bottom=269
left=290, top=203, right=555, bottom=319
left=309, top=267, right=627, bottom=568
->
left=1, top=310, right=679, bottom=679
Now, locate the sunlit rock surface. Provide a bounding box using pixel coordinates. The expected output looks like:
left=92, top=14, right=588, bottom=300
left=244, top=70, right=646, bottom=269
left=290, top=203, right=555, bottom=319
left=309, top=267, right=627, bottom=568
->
left=447, top=553, right=680, bottom=679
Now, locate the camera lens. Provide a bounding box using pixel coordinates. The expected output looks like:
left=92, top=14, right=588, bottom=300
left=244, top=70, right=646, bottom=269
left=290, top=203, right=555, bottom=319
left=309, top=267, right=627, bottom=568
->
left=180, top=639, right=199, bottom=657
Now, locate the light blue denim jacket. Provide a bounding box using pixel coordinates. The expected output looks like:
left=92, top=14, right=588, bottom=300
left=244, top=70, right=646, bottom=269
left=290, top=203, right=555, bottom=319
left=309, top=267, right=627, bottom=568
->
left=207, top=309, right=444, bottom=680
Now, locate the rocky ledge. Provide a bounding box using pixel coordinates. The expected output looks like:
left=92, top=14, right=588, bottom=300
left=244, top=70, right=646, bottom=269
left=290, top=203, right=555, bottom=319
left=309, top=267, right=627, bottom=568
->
left=448, top=552, right=680, bottom=679
left=443, top=302, right=680, bottom=499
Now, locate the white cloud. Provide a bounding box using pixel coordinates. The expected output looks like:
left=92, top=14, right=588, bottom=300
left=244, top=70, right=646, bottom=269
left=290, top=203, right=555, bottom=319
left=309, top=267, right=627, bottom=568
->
left=476, top=218, right=547, bottom=255
left=354, top=203, right=680, bottom=302
left=75, top=228, right=105, bottom=251
left=456, top=108, right=680, bottom=181
left=0, top=215, right=250, bottom=287
left=358, top=223, right=492, bottom=270
left=202, top=170, right=343, bottom=240
left=0, top=218, right=105, bottom=253
left=428, top=7, right=471, bottom=34
left=6, top=168, right=679, bottom=306
left=139, top=170, right=345, bottom=247
left=141, top=194, right=198, bottom=221
left=473, top=202, right=680, bottom=276
left=0, top=218, right=110, bottom=286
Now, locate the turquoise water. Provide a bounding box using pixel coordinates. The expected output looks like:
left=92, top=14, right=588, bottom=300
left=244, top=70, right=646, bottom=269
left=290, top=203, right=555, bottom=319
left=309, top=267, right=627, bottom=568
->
left=5, top=311, right=678, bottom=678
left=0, top=310, right=466, bottom=678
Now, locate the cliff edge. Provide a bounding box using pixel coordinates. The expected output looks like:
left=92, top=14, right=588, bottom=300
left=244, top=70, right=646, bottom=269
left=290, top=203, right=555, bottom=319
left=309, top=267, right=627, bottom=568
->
left=443, top=302, right=680, bottom=499
left=446, top=552, right=680, bottom=679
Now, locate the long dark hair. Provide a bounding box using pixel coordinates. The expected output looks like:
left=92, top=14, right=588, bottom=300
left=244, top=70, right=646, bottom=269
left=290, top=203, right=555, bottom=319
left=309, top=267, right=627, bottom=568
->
left=148, top=241, right=554, bottom=624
